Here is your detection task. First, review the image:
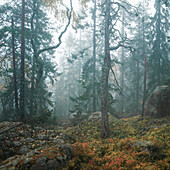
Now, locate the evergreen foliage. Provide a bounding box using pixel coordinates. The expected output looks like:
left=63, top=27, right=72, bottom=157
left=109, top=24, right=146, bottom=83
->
left=0, top=0, right=58, bottom=121
left=147, top=0, right=170, bottom=94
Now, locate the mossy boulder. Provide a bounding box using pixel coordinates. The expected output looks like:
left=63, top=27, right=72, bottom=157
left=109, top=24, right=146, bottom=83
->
left=144, top=86, right=170, bottom=118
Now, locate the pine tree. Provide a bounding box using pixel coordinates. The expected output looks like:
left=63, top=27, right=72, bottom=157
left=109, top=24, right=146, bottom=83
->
left=147, top=0, right=170, bottom=93
left=0, top=0, right=67, bottom=121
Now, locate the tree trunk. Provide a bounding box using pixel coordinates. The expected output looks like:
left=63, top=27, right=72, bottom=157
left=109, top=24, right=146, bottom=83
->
left=11, top=17, right=19, bottom=116
left=20, top=0, right=25, bottom=121
left=92, top=0, right=97, bottom=112
left=156, top=0, right=161, bottom=85
left=30, top=0, right=38, bottom=117
left=136, top=59, right=139, bottom=113
left=120, top=8, right=125, bottom=114
left=141, top=2, right=146, bottom=117
left=30, top=54, right=36, bottom=116
left=101, top=0, right=110, bottom=139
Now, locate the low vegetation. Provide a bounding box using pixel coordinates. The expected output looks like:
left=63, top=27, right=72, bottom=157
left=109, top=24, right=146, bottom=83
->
left=0, top=115, right=169, bottom=169
left=63, top=115, right=170, bottom=169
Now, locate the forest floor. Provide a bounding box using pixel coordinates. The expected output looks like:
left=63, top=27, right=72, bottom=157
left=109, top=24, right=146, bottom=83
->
left=63, top=115, right=170, bottom=169
left=0, top=114, right=169, bottom=169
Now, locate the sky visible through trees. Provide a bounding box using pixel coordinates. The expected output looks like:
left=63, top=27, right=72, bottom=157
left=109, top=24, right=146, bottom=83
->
left=0, top=0, right=169, bottom=135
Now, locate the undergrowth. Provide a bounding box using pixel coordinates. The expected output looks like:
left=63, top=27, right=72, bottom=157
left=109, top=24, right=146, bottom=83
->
left=63, top=115, right=170, bottom=169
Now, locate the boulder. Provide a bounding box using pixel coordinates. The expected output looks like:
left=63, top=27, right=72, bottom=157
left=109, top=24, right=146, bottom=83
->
left=47, top=159, right=58, bottom=168
left=69, top=112, right=88, bottom=125
left=13, top=141, right=22, bottom=147
left=88, top=111, right=110, bottom=121
left=37, top=134, right=47, bottom=140
left=53, top=138, right=65, bottom=145
left=69, top=112, right=88, bottom=119
left=24, top=157, right=33, bottom=164
left=20, top=138, right=26, bottom=143
left=18, top=146, right=29, bottom=155
left=35, top=157, right=47, bottom=167
left=144, top=86, right=170, bottom=118
left=132, top=140, right=153, bottom=152
left=25, top=137, right=34, bottom=143
left=88, top=111, right=101, bottom=120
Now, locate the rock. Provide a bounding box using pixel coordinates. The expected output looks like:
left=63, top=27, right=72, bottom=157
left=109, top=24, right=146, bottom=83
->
left=57, top=156, right=64, bottom=162
left=13, top=141, right=22, bottom=147
left=4, top=140, right=12, bottom=147
left=18, top=146, right=29, bottom=155
left=40, top=141, right=46, bottom=145
left=11, top=158, right=20, bottom=167
left=0, top=122, right=10, bottom=133
left=24, top=157, right=33, bottom=164
left=70, top=112, right=88, bottom=120
left=88, top=111, right=110, bottom=121
left=144, top=86, right=170, bottom=118
left=26, top=150, right=36, bottom=157
left=1, top=155, right=17, bottom=166
left=0, top=149, right=3, bottom=157
left=25, top=137, right=34, bottom=143
left=53, top=138, right=65, bottom=145
left=57, top=126, right=65, bottom=130
left=88, top=111, right=102, bottom=120
left=37, top=134, right=47, bottom=140
left=0, top=164, right=11, bottom=169
left=4, top=148, right=15, bottom=157
left=0, top=135, right=4, bottom=140
left=59, top=144, right=73, bottom=160
left=36, top=157, right=47, bottom=167
left=34, top=126, right=45, bottom=131
left=133, top=140, right=153, bottom=151
left=47, top=159, right=58, bottom=168
left=30, top=165, right=36, bottom=170
left=20, top=138, right=26, bottom=143
left=134, top=141, right=153, bottom=147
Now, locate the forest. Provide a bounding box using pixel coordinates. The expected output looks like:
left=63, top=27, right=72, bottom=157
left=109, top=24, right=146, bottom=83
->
left=0, top=0, right=169, bottom=169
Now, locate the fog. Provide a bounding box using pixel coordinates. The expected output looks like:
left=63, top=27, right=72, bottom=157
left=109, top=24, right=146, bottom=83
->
left=0, top=0, right=169, bottom=169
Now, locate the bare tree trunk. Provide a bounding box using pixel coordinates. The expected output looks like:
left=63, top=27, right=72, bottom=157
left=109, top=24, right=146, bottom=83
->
left=30, top=0, right=38, bottom=117
left=136, top=59, right=139, bottom=113
left=12, top=17, right=19, bottom=116
left=120, top=8, right=125, bottom=114
left=30, top=54, right=36, bottom=116
left=20, top=0, right=25, bottom=121
left=92, top=0, right=97, bottom=112
left=101, top=0, right=110, bottom=139
left=141, top=1, right=146, bottom=117
left=156, top=0, right=161, bottom=85
left=142, top=55, right=147, bottom=117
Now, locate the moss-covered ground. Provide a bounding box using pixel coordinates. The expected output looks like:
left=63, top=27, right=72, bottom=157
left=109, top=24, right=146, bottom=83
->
left=63, top=115, right=170, bottom=169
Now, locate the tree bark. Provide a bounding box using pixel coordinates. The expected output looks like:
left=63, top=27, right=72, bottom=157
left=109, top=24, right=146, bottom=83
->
left=120, top=8, right=125, bottom=114
left=20, top=0, right=25, bottom=121
left=101, top=0, right=110, bottom=139
left=136, top=59, right=139, bottom=113
left=156, top=0, right=161, bottom=85
left=141, top=2, right=146, bottom=117
left=92, top=0, right=97, bottom=112
left=30, top=0, right=37, bottom=117
left=12, top=17, right=19, bottom=116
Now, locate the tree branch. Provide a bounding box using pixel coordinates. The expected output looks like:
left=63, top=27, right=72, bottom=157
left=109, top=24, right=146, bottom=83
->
left=30, top=4, right=36, bottom=54
left=110, top=41, right=135, bottom=51
left=111, top=1, right=140, bottom=17
left=37, top=0, right=73, bottom=56
left=110, top=67, right=121, bottom=91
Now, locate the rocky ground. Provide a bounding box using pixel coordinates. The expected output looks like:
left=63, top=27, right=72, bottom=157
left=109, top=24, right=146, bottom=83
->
left=0, top=120, right=73, bottom=169
left=0, top=112, right=169, bottom=169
